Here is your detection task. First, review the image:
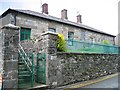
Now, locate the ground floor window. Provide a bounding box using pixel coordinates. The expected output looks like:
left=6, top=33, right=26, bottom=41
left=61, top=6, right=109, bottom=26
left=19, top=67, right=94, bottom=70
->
left=68, top=32, right=74, bottom=46
left=48, top=28, right=56, bottom=33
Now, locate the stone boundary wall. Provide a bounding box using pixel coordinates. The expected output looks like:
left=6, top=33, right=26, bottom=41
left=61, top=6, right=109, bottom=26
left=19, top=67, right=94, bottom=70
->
left=0, top=24, right=19, bottom=89
left=48, top=53, right=120, bottom=87
left=20, top=32, right=58, bottom=85
left=20, top=32, right=58, bottom=54
left=19, top=32, right=120, bottom=88
left=0, top=30, right=3, bottom=74
left=0, top=22, right=118, bottom=89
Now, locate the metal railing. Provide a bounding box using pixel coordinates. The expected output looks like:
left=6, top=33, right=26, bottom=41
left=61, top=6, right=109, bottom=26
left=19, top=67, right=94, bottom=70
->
left=66, top=40, right=120, bottom=54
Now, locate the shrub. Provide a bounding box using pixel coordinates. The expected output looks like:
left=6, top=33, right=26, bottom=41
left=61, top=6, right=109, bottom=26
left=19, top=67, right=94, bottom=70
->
left=102, top=40, right=110, bottom=45
left=57, top=34, right=67, bottom=52
left=102, top=40, right=110, bottom=53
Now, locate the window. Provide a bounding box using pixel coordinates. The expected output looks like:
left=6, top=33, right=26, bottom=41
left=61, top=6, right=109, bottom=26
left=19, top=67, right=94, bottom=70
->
left=68, top=32, right=74, bottom=46
left=81, top=31, right=85, bottom=41
left=20, top=27, right=31, bottom=41
left=48, top=28, right=56, bottom=33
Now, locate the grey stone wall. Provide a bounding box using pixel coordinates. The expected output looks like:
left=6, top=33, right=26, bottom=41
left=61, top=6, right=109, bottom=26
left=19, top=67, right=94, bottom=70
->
left=48, top=53, right=119, bottom=87
left=0, top=29, right=4, bottom=74
left=18, top=32, right=119, bottom=88
left=16, top=14, right=48, bottom=39
left=41, top=32, right=58, bottom=85
left=1, top=24, right=19, bottom=89
left=1, top=12, right=115, bottom=44
left=115, top=33, right=120, bottom=46
left=0, top=13, right=12, bottom=27
left=15, top=13, right=114, bottom=44
left=19, top=32, right=58, bottom=85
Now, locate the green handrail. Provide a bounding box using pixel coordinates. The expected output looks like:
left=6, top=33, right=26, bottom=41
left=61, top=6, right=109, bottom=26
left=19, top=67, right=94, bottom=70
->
left=19, top=44, right=32, bottom=65
left=18, top=50, right=32, bottom=73
left=18, top=44, right=35, bottom=88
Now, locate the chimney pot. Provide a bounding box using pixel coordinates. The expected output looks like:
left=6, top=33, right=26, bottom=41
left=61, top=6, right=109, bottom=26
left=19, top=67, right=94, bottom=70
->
left=61, top=9, right=68, bottom=19
left=77, top=14, right=82, bottom=23
left=42, top=3, right=48, bottom=14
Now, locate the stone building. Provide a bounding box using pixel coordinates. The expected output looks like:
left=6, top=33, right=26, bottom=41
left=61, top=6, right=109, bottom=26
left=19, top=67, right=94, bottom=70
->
left=115, top=33, right=120, bottom=46
left=0, top=3, right=115, bottom=45
left=0, top=3, right=119, bottom=89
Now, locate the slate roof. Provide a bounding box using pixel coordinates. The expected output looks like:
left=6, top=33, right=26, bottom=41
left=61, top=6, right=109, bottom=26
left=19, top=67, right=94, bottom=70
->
left=1, top=8, right=115, bottom=37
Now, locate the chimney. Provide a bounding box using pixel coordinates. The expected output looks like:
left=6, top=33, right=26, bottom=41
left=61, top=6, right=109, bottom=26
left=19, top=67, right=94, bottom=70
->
left=42, top=3, right=48, bottom=14
left=77, top=14, right=82, bottom=23
left=61, top=9, right=68, bottom=19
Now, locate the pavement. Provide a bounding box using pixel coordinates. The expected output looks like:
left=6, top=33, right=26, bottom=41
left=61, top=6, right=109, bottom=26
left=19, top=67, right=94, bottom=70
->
left=0, top=73, right=119, bottom=90
left=57, top=73, right=119, bottom=90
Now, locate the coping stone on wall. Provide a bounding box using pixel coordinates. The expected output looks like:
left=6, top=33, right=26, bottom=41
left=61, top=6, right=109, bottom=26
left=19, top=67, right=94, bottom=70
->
left=2, top=24, right=19, bottom=29
left=41, top=31, right=58, bottom=36
left=57, top=52, right=119, bottom=55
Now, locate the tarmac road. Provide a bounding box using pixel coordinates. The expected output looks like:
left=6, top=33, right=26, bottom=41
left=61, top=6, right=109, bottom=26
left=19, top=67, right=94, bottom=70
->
left=61, top=73, right=119, bottom=90
left=82, top=75, right=119, bottom=88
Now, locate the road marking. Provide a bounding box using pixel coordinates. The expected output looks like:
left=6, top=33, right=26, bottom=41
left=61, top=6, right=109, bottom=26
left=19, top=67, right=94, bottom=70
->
left=64, top=73, right=118, bottom=90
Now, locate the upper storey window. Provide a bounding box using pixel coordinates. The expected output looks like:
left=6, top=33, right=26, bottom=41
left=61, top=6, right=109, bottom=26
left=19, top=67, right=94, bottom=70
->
left=20, top=27, right=31, bottom=41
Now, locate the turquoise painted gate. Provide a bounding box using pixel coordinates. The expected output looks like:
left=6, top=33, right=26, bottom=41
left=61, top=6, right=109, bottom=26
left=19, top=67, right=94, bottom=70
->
left=36, top=53, right=46, bottom=84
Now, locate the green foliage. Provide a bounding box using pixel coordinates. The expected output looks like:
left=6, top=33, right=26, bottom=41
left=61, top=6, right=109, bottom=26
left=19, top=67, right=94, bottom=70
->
left=102, top=40, right=110, bottom=45
left=57, top=34, right=67, bottom=52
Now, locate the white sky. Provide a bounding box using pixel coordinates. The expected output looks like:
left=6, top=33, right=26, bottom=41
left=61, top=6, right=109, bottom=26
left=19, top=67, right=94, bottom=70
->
left=0, top=0, right=119, bottom=35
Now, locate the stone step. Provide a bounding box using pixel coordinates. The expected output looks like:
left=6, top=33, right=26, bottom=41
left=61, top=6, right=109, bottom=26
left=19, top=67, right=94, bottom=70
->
left=18, top=83, right=48, bottom=90
left=18, top=67, right=27, bottom=71
left=18, top=64, right=26, bottom=67
left=18, top=64, right=29, bottom=69
left=30, top=84, right=48, bottom=90
left=18, top=61, right=24, bottom=64
left=18, top=78, right=31, bottom=84
left=18, top=71, right=30, bottom=75
left=19, top=74, right=31, bottom=78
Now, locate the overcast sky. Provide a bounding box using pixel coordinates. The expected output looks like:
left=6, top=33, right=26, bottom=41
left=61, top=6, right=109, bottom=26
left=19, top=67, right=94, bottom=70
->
left=0, top=0, right=119, bottom=35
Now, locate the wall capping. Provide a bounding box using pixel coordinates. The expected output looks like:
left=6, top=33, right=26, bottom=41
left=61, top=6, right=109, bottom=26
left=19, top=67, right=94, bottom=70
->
left=41, top=31, right=58, bottom=36
left=2, top=24, right=19, bottom=29
left=57, top=52, right=120, bottom=55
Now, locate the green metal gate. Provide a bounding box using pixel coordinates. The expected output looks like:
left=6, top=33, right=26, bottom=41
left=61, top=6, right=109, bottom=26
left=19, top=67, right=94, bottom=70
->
left=18, top=50, right=35, bottom=89
left=36, top=53, right=46, bottom=84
